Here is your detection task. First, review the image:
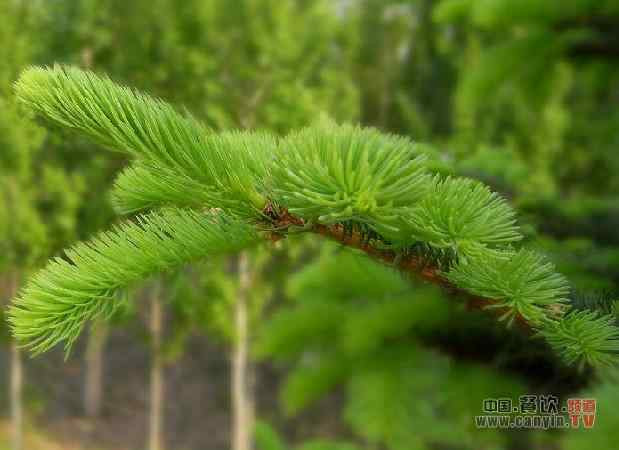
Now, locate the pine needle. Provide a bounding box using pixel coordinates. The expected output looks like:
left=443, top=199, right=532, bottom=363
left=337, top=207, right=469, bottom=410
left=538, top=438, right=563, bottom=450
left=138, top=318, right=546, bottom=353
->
left=8, top=208, right=258, bottom=354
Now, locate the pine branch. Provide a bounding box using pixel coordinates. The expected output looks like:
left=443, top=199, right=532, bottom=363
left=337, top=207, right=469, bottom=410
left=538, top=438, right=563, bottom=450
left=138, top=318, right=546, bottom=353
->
left=405, top=176, right=521, bottom=250
left=15, top=66, right=203, bottom=160
left=8, top=208, right=258, bottom=354
left=272, top=123, right=431, bottom=242
left=111, top=162, right=213, bottom=214
left=12, top=66, right=619, bottom=368
left=15, top=66, right=274, bottom=216
left=446, top=249, right=570, bottom=324
left=269, top=209, right=539, bottom=329
left=538, top=310, right=619, bottom=369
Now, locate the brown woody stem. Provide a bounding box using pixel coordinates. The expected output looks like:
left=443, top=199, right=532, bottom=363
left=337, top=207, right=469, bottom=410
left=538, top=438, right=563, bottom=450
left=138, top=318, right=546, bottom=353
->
left=267, top=207, right=533, bottom=331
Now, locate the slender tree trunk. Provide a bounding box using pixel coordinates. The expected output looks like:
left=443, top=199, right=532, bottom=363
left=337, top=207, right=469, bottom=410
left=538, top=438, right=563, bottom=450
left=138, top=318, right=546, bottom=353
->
left=10, top=341, right=22, bottom=450
left=84, top=321, right=108, bottom=418
left=149, top=284, right=164, bottom=450
left=80, top=36, right=110, bottom=426
left=232, top=251, right=253, bottom=450
left=8, top=273, right=22, bottom=450
left=247, top=358, right=256, bottom=442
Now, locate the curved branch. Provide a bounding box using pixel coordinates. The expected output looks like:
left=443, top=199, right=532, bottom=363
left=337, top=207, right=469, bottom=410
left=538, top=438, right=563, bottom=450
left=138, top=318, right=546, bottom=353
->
left=268, top=207, right=534, bottom=330
left=9, top=209, right=258, bottom=354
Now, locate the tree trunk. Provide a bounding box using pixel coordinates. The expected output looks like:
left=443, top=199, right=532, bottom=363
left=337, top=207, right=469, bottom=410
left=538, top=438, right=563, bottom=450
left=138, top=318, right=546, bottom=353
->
left=232, top=251, right=253, bottom=450
left=81, top=39, right=107, bottom=424
left=8, top=273, right=22, bottom=450
left=84, top=321, right=108, bottom=418
left=10, top=341, right=22, bottom=450
left=149, top=284, right=164, bottom=450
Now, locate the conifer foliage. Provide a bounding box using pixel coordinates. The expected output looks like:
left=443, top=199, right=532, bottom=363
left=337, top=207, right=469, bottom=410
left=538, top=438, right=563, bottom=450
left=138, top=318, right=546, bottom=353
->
left=9, top=65, right=619, bottom=368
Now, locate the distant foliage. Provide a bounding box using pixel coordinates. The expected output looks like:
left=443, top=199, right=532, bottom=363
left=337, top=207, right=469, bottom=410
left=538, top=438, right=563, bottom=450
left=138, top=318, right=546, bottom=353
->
left=257, top=246, right=532, bottom=450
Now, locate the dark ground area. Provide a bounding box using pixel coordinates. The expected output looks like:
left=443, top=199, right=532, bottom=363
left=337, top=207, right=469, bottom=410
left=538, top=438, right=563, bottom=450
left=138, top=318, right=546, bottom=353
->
left=0, top=328, right=346, bottom=450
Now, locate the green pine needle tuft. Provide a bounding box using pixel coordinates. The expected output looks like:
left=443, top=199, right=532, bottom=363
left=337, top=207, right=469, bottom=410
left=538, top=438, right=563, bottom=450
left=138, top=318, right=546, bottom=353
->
left=15, top=65, right=273, bottom=216
left=446, top=249, right=569, bottom=324
left=8, top=208, right=258, bottom=354
left=539, top=310, right=619, bottom=369
left=111, top=162, right=216, bottom=214
left=272, top=123, right=431, bottom=241
left=404, top=176, right=521, bottom=251
left=15, top=65, right=205, bottom=159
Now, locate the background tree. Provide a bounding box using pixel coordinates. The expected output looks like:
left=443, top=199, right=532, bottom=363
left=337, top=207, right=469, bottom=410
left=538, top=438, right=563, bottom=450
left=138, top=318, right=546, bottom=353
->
left=0, top=2, right=84, bottom=449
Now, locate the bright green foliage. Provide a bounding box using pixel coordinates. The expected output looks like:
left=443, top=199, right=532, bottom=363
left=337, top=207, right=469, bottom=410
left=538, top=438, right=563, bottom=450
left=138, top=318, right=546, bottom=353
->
left=111, top=163, right=213, bottom=214
left=9, top=208, right=258, bottom=354
left=10, top=66, right=619, bottom=370
left=15, top=66, right=200, bottom=160
left=273, top=131, right=520, bottom=250
left=273, top=123, right=430, bottom=239
left=15, top=66, right=275, bottom=216
left=405, top=176, right=521, bottom=251
left=447, top=248, right=570, bottom=324
left=539, top=310, right=619, bottom=369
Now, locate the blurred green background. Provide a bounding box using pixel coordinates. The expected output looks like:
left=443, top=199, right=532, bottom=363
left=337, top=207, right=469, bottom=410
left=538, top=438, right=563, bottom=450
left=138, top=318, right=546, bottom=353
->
left=1, top=0, right=619, bottom=449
